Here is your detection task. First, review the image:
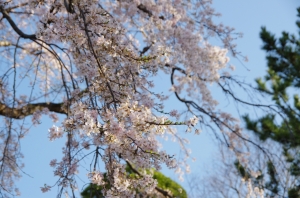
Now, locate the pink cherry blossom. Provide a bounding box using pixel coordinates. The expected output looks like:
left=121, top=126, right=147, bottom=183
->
left=0, top=0, right=251, bottom=197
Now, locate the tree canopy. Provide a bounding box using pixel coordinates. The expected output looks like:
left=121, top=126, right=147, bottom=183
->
left=0, top=0, right=272, bottom=197
left=242, top=7, right=300, bottom=198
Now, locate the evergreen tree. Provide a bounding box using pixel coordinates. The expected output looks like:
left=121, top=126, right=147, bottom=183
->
left=243, top=7, right=300, bottom=197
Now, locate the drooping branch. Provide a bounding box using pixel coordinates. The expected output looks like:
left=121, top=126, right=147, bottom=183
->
left=0, top=6, right=36, bottom=39
left=169, top=66, right=275, bottom=162
left=0, top=102, right=67, bottom=119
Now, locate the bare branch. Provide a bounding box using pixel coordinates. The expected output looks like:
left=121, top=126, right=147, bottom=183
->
left=0, top=102, right=66, bottom=119
left=0, top=6, right=36, bottom=39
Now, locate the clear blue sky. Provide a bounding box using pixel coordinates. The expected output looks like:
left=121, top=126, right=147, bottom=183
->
left=16, top=1, right=300, bottom=197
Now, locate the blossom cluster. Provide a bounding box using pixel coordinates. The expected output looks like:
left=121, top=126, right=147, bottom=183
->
left=0, top=0, right=246, bottom=197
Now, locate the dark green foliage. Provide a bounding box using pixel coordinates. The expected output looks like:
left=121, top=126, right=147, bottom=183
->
left=152, top=171, right=187, bottom=198
left=264, top=161, right=279, bottom=196
left=81, top=183, right=104, bottom=198
left=244, top=8, right=300, bottom=148
left=80, top=168, right=187, bottom=198
left=81, top=173, right=110, bottom=198
left=234, top=160, right=251, bottom=180
left=243, top=7, right=300, bottom=198
left=247, top=20, right=300, bottom=147
left=288, top=187, right=300, bottom=198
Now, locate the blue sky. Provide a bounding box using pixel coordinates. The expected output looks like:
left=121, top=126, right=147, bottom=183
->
left=16, top=1, right=300, bottom=197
